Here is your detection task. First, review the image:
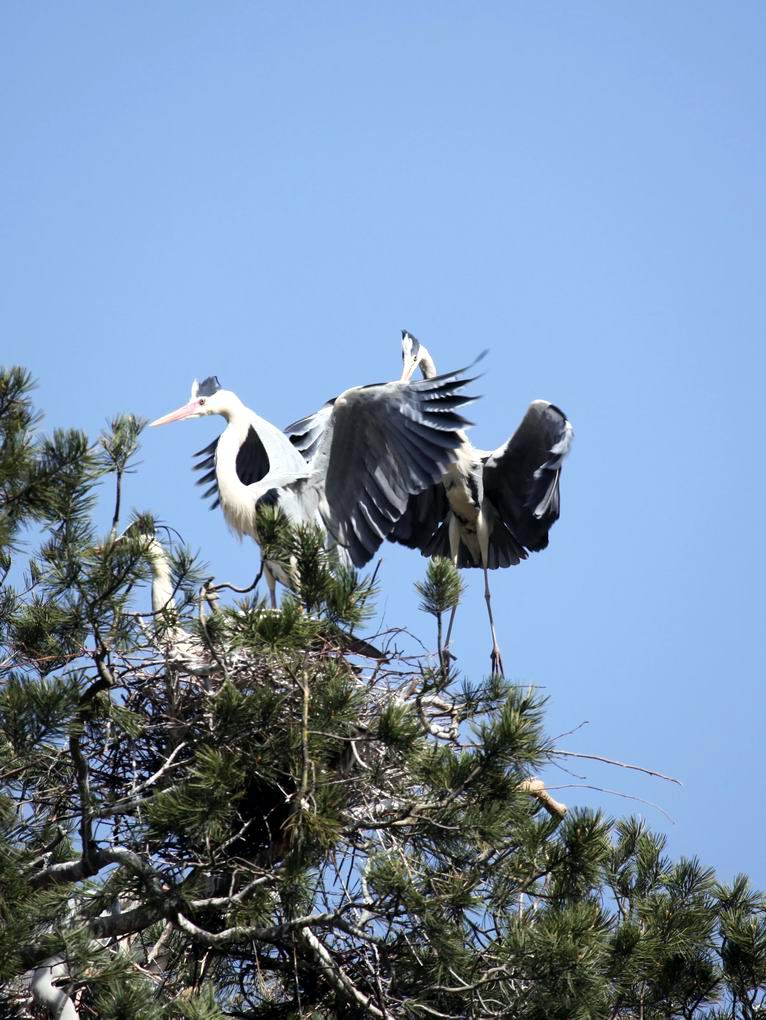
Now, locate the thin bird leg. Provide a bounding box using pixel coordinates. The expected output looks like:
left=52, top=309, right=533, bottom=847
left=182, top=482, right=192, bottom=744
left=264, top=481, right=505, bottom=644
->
left=439, top=603, right=459, bottom=673
left=440, top=516, right=462, bottom=669
left=482, top=565, right=504, bottom=677
left=444, top=603, right=458, bottom=655
left=264, top=563, right=278, bottom=609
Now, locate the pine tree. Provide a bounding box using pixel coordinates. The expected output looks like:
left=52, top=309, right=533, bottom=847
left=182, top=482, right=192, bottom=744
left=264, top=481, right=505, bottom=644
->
left=0, top=366, right=764, bottom=1019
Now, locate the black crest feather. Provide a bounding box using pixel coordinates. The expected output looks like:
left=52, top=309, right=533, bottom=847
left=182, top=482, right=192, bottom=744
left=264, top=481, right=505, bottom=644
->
left=197, top=376, right=222, bottom=397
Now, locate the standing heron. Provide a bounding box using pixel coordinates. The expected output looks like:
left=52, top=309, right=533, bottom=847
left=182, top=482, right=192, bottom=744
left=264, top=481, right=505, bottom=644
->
left=393, top=331, right=574, bottom=675
left=150, top=365, right=479, bottom=604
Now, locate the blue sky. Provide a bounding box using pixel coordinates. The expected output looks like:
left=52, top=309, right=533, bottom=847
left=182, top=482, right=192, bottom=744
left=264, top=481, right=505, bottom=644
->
left=2, top=4, right=764, bottom=885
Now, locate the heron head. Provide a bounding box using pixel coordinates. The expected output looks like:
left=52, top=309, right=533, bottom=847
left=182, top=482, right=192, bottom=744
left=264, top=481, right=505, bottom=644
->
left=149, top=376, right=227, bottom=426
left=400, top=330, right=437, bottom=381
left=400, top=330, right=422, bottom=382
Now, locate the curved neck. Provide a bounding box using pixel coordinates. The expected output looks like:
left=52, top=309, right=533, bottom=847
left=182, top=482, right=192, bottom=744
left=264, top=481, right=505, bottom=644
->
left=146, top=539, right=176, bottom=616
left=418, top=347, right=438, bottom=379
left=214, top=408, right=308, bottom=539
left=216, top=391, right=248, bottom=424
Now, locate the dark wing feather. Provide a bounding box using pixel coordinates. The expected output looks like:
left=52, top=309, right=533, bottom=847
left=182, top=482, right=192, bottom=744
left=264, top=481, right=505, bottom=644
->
left=236, top=426, right=270, bottom=485
left=403, top=506, right=527, bottom=569
left=192, top=427, right=271, bottom=511
left=307, top=363, right=479, bottom=567
left=284, top=399, right=336, bottom=463
left=192, top=438, right=221, bottom=510
left=481, top=516, right=528, bottom=568
left=387, top=483, right=449, bottom=552
left=482, top=400, right=573, bottom=552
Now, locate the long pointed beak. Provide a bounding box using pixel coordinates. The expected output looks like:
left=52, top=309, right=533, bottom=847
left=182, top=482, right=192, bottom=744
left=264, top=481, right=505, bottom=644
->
left=399, top=360, right=417, bottom=383
left=149, top=400, right=200, bottom=427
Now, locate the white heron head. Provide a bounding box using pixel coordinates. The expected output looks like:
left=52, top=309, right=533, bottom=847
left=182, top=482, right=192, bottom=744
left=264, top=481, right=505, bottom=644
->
left=149, top=376, right=231, bottom=426
left=400, top=330, right=436, bottom=381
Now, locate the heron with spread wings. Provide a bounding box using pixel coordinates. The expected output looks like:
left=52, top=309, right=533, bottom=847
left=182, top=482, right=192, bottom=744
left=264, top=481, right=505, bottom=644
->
left=392, top=331, right=574, bottom=674
left=285, top=332, right=573, bottom=676
left=150, top=361, right=479, bottom=605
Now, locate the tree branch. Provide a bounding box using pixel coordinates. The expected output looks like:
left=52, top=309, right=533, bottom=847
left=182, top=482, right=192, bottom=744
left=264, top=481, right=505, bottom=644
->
left=518, top=777, right=567, bottom=819
left=299, top=927, right=388, bottom=1018
left=175, top=901, right=380, bottom=948
left=553, top=750, right=682, bottom=785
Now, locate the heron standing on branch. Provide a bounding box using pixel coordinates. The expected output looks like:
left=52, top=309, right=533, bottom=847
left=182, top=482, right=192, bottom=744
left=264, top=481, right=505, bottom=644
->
left=150, top=364, right=479, bottom=604
left=394, top=331, right=574, bottom=675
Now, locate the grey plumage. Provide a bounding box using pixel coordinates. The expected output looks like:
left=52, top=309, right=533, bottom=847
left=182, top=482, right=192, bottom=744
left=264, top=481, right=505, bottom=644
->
left=284, top=399, right=337, bottom=463
left=152, top=363, right=480, bottom=604
left=301, top=368, right=477, bottom=566
left=392, top=399, right=573, bottom=569
left=393, top=334, right=573, bottom=571
left=395, top=331, right=574, bottom=675
left=481, top=400, right=571, bottom=554
left=282, top=338, right=574, bottom=573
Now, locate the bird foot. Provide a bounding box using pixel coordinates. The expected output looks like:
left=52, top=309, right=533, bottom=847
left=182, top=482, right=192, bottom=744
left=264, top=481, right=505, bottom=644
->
left=490, top=646, right=505, bottom=678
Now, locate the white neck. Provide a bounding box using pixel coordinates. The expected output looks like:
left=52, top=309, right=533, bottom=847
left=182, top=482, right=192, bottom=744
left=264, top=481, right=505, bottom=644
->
left=215, top=390, right=247, bottom=423
left=145, top=538, right=205, bottom=662
left=214, top=405, right=308, bottom=540
left=146, top=539, right=176, bottom=615
left=418, top=347, right=438, bottom=379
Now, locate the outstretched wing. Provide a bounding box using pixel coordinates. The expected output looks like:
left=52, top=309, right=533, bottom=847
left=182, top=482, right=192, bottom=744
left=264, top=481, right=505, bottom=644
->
left=305, top=364, right=479, bottom=566
left=482, top=400, right=574, bottom=552
left=387, top=481, right=449, bottom=553
left=284, top=398, right=336, bottom=463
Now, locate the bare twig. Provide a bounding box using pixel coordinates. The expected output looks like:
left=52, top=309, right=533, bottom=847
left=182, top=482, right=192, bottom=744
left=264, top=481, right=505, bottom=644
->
left=78, top=641, right=115, bottom=707
left=553, top=750, right=682, bottom=786
left=174, top=901, right=379, bottom=947
left=98, top=742, right=188, bottom=816
left=551, top=719, right=590, bottom=741
left=549, top=784, right=675, bottom=824
left=204, top=563, right=264, bottom=596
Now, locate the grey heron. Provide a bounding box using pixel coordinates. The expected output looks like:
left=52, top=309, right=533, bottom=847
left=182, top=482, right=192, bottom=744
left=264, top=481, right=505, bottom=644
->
left=393, top=331, right=574, bottom=676
left=150, top=365, right=479, bottom=604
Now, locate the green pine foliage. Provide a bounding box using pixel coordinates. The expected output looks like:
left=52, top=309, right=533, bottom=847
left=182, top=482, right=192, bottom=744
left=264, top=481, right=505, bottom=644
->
left=0, top=366, right=764, bottom=1018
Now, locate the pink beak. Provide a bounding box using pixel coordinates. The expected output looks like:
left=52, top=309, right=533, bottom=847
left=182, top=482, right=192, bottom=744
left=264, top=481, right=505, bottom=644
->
left=149, top=399, right=201, bottom=427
